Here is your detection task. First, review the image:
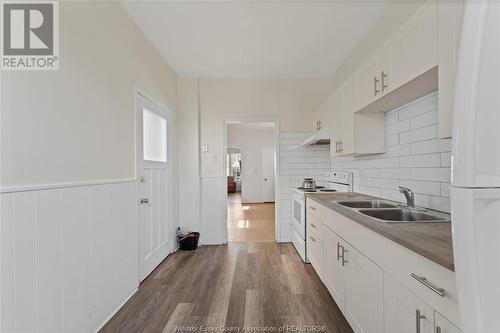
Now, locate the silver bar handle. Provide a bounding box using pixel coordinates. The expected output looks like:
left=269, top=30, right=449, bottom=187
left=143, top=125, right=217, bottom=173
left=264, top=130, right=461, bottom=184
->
left=381, top=71, right=388, bottom=93
left=411, top=273, right=446, bottom=297
left=337, top=242, right=342, bottom=261
left=416, top=309, right=426, bottom=333
left=436, top=327, right=441, bottom=333
left=342, top=247, right=348, bottom=266
left=374, top=76, right=380, bottom=96
left=309, top=223, right=316, bottom=228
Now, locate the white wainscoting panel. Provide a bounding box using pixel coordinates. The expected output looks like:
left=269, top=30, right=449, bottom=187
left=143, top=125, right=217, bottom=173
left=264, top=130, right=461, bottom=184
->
left=178, top=176, right=201, bottom=236
left=0, top=181, right=139, bottom=333
left=200, top=176, right=226, bottom=245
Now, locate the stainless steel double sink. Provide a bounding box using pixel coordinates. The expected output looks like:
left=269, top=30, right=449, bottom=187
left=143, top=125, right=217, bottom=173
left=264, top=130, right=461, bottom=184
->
left=334, top=200, right=450, bottom=223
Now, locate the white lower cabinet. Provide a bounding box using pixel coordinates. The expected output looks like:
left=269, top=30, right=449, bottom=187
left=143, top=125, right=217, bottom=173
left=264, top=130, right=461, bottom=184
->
left=306, top=199, right=461, bottom=333
left=322, top=226, right=384, bottom=333
left=345, top=244, right=384, bottom=333
left=435, top=312, right=461, bottom=333
left=323, top=227, right=347, bottom=312
left=384, top=273, right=434, bottom=333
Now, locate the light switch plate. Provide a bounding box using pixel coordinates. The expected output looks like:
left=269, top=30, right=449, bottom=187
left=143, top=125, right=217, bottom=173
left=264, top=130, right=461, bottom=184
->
left=202, top=144, right=209, bottom=153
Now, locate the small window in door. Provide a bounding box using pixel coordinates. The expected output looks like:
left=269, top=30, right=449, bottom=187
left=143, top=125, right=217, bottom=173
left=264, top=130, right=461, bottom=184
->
left=142, top=108, right=167, bottom=162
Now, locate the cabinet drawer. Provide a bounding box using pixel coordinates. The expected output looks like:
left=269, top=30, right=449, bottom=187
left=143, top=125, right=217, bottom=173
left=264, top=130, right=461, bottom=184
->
left=307, top=214, right=324, bottom=241
left=306, top=198, right=324, bottom=220
left=307, top=232, right=324, bottom=280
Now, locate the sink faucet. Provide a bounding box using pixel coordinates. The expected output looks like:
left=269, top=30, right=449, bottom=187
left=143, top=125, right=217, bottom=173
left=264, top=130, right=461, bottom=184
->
left=398, top=186, right=415, bottom=208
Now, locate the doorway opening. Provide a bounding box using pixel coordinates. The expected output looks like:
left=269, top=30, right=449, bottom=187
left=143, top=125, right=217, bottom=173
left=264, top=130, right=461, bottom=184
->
left=224, top=121, right=278, bottom=242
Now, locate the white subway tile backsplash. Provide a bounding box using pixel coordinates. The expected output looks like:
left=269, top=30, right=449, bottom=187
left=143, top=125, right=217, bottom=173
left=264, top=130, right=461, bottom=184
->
left=399, top=92, right=438, bottom=120
left=279, top=132, right=331, bottom=241
left=386, top=110, right=399, bottom=125
left=380, top=168, right=411, bottom=179
left=372, top=178, right=400, bottom=190
left=386, top=134, right=399, bottom=147
left=387, top=119, right=411, bottom=136
left=411, top=168, right=451, bottom=182
left=399, top=124, right=438, bottom=144
left=330, top=91, right=451, bottom=212
left=399, top=180, right=442, bottom=196
left=372, top=157, right=400, bottom=168
left=410, top=110, right=438, bottom=129
left=386, top=143, right=412, bottom=157
left=400, top=153, right=441, bottom=168
left=411, top=138, right=452, bottom=154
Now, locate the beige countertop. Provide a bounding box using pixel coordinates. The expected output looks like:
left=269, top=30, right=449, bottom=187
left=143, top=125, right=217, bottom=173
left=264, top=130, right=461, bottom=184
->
left=305, top=192, right=454, bottom=271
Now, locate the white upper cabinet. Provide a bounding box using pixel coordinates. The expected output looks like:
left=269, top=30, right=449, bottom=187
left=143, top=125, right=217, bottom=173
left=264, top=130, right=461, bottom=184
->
left=353, top=47, right=386, bottom=112
left=351, top=0, right=438, bottom=114
left=330, top=79, right=385, bottom=157
left=437, top=0, right=464, bottom=138
left=385, top=1, right=438, bottom=94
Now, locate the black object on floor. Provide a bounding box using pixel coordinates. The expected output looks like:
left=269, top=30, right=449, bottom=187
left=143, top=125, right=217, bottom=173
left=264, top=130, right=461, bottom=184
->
left=178, top=232, right=200, bottom=251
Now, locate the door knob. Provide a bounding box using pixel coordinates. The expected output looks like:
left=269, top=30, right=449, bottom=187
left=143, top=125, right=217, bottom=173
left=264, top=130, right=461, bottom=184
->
left=140, top=198, right=149, bottom=204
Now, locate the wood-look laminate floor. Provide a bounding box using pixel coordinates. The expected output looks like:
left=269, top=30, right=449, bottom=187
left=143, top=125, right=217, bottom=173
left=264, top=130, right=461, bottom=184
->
left=227, top=193, right=275, bottom=242
left=100, top=242, right=353, bottom=333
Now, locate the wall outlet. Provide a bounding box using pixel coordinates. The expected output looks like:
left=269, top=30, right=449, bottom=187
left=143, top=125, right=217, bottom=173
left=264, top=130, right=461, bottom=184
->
left=202, top=144, right=209, bottom=153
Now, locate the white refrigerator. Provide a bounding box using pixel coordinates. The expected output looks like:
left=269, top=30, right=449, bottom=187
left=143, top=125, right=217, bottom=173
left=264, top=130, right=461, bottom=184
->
left=450, top=1, right=500, bottom=332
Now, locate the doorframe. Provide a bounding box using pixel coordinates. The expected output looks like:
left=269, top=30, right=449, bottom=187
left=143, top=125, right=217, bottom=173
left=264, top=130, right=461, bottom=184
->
left=133, top=85, right=172, bottom=282
left=221, top=116, right=281, bottom=243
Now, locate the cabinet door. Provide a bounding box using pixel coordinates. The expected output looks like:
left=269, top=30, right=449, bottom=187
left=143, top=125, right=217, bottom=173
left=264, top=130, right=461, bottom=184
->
left=437, top=0, right=464, bottom=138
left=345, top=244, right=384, bottom=333
left=338, top=78, right=355, bottom=156
left=323, top=227, right=346, bottom=312
left=384, top=273, right=434, bottom=333
left=385, top=1, right=438, bottom=94
left=312, top=101, right=326, bottom=133
left=434, top=312, right=461, bottom=333
left=353, top=48, right=385, bottom=111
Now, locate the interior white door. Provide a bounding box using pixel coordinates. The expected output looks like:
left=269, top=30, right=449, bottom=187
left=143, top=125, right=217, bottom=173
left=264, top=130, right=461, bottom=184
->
left=262, top=146, right=275, bottom=202
left=136, top=93, right=171, bottom=281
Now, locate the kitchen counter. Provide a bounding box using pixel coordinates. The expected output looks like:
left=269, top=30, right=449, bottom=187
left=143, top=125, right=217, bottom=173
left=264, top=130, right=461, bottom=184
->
left=305, top=192, right=454, bottom=271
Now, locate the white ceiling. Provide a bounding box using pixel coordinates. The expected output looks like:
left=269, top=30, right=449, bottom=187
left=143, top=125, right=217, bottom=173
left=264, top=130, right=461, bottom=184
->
left=121, top=1, right=388, bottom=78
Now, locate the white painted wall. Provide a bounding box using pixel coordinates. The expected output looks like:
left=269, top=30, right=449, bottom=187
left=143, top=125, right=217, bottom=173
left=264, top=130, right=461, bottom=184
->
left=1, top=1, right=178, bottom=189
left=198, top=78, right=331, bottom=176
left=227, top=124, right=275, bottom=203
left=1, top=2, right=179, bottom=332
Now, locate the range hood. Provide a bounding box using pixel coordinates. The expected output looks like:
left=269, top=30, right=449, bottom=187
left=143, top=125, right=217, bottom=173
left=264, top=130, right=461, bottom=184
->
left=301, top=128, right=330, bottom=146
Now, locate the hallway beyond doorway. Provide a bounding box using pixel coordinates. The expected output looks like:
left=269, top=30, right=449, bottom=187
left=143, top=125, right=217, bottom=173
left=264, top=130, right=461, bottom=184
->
left=227, top=193, right=275, bottom=242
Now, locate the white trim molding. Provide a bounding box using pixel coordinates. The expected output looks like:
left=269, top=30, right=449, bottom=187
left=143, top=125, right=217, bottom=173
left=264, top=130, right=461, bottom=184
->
left=0, top=178, right=137, bottom=194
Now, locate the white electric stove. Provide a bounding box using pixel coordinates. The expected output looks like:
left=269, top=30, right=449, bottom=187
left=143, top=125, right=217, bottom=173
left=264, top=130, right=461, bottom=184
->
left=291, top=171, right=353, bottom=262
